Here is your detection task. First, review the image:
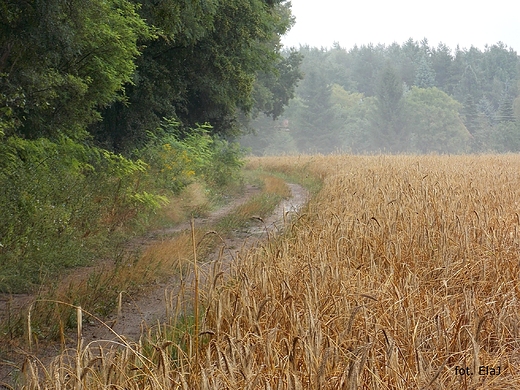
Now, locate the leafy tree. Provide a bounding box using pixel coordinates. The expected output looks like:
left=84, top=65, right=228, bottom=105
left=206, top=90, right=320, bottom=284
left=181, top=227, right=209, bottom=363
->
left=349, top=44, right=386, bottom=96
left=481, top=43, right=518, bottom=103
left=449, top=44, right=518, bottom=119
left=404, top=87, right=470, bottom=153
left=325, top=43, right=357, bottom=91
left=0, top=0, right=150, bottom=140
left=451, top=46, right=484, bottom=103
left=330, top=84, right=375, bottom=152
left=492, top=121, right=520, bottom=152
left=243, top=38, right=520, bottom=154
left=390, top=38, right=421, bottom=87
left=252, top=49, right=304, bottom=120
left=91, top=0, right=297, bottom=152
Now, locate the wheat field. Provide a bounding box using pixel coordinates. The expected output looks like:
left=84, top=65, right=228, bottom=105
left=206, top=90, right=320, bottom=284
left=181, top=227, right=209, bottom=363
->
left=19, top=154, right=520, bottom=389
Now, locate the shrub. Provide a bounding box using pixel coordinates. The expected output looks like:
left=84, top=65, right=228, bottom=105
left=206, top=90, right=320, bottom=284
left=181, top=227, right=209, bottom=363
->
left=0, top=119, right=245, bottom=292
left=139, top=118, right=244, bottom=193
left=0, top=136, right=163, bottom=292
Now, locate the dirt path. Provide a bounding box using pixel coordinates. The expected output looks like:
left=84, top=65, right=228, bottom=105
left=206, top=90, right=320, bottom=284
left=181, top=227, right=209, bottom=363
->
left=0, top=181, right=309, bottom=384
left=81, top=182, right=309, bottom=344
left=0, top=184, right=262, bottom=330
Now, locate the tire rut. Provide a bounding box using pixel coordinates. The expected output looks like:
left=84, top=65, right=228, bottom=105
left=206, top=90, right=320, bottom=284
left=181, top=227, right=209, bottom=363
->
left=81, top=182, right=309, bottom=343
left=0, top=181, right=309, bottom=384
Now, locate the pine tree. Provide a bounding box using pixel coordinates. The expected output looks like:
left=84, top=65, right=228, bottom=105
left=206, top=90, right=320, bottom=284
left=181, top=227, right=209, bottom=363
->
left=461, top=95, right=480, bottom=134
left=293, top=71, right=340, bottom=153
left=497, top=91, right=515, bottom=123
left=415, top=55, right=436, bottom=88
left=371, top=62, right=408, bottom=152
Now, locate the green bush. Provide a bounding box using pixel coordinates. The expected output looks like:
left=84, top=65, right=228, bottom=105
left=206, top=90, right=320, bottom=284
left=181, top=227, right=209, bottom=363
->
left=0, top=121, right=245, bottom=293
left=0, top=137, right=163, bottom=292
left=139, top=118, right=244, bottom=193
left=203, top=138, right=245, bottom=188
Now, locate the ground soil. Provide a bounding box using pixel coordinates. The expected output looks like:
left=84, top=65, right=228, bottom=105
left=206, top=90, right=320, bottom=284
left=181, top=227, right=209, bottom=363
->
left=81, top=183, right=308, bottom=343
left=0, top=181, right=309, bottom=385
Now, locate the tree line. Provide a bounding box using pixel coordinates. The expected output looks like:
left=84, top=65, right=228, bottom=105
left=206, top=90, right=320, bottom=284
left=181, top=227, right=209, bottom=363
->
left=241, top=39, right=520, bottom=154
left=0, top=0, right=302, bottom=292
left=0, top=0, right=301, bottom=150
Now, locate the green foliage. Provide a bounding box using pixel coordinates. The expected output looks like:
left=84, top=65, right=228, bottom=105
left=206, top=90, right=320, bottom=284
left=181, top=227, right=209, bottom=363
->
left=0, top=130, right=245, bottom=292
left=330, top=85, right=376, bottom=152
left=0, top=0, right=287, bottom=295
left=130, top=191, right=170, bottom=212
left=415, top=55, right=436, bottom=88
left=265, top=130, right=299, bottom=155
left=239, top=112, right=297, bottom=156
left=203, top=138, right=245, bottom=187
left=1, top=0, right=301, bottom=151
left=137, top=0, right=219, bottom=43
left=489, top=121, right=520, bottom=152
left=372, top=63, right=408, bottom=152
left=514, top=90, right=520, bottom=119
left=139, top=119, right=245, bottom=194
left=91, top=0, right=298, bottom=151
left=0, top=137, right=93, bottom=291
left=404, top=87, right=470, bottom=153
left=0, top=0, right=150, bottom=139
left=0, top=73, right=23, bottom=136
left=253, top=49, right=304, bottom=119
left=349, top=44, right=386, bottom=96
left=0, top=136, right=176, bottom=293
left=244, top=39, right=520, bottom=154
left=291, top=70, right=342, bottom=153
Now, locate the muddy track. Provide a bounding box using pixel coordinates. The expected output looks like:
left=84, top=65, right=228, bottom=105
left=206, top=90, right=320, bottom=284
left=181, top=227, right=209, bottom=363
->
left=0, top=181, right=309, bottom=382
left=0, top=184, right=262, bottom=331
left=81, top=182, right=309, bottom=343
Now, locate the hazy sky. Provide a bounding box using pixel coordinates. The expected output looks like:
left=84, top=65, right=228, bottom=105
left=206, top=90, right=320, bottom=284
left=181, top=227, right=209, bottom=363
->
left=281, top=0, right=520, bottom=52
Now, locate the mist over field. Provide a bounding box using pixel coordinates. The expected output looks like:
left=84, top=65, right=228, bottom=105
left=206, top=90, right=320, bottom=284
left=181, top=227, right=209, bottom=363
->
left=240, top=40, right=520, bottom=155
left=17, top=154, right=520, bottom=389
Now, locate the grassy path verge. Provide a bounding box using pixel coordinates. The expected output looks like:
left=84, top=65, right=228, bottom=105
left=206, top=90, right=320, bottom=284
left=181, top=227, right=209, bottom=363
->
left=0, top=168, right=311, bottom=387
left=13, top=153, right=520, bottom=389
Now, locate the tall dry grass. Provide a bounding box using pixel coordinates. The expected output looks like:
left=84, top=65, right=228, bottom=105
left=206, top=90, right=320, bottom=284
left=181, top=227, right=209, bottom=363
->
left=16, top=154, right=520, bottom=389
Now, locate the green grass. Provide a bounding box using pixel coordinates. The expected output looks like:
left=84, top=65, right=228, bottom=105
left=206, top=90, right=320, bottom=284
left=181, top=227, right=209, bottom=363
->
left=0, top=170, right=293, bottom=352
